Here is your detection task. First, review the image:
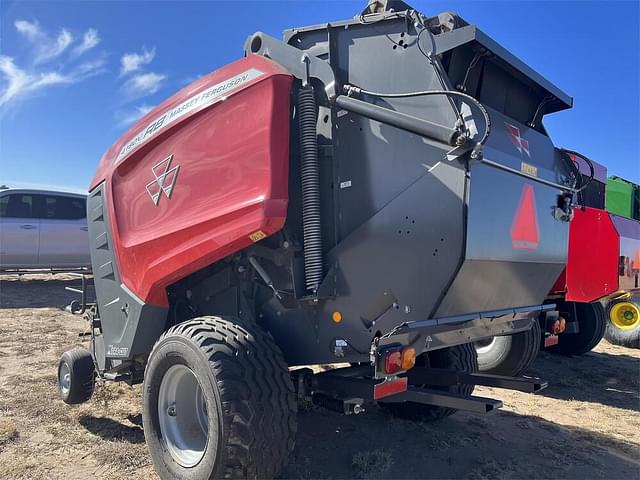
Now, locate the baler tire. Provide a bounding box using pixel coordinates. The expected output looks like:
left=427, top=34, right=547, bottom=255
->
left=379, top=343, right=478, bottom=421
left=58, top=348, right=95, bottom=405
left=142, top=316, right=297, bottom=480
left=604, top=300, right=640, bottom=349
left=548, top=302, right=606, bottom=356
left=475, top=319, right=541, bottom=376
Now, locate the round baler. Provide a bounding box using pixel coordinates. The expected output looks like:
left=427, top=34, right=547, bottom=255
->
left=57, top=1, right=585, bottom=478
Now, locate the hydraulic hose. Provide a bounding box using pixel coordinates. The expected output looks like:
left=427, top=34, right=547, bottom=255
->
left=297, top=87, right=323, bottom=293
left=558, top=148, right=595, bottom=193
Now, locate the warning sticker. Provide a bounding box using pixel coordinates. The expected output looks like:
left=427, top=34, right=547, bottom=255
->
left=520, top=162, right=538, bottom=177
left=116, top=68, right=264, bottom=163
left=249, top=230, right=267, bottom=242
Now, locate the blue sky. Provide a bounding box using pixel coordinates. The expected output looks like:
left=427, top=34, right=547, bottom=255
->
left=1, top=0, right=638, bottom=190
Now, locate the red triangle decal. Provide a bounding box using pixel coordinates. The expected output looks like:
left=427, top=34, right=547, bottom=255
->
left=511, top=184, right=540, bottom=250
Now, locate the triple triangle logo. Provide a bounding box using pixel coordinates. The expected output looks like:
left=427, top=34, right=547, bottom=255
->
left=505, top=122, right=531, bottom=157
left=145, top=154, right=180, bottom=206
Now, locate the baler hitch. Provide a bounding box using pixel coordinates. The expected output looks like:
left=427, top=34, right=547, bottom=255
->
left=294, top=364, right=546, bottom=416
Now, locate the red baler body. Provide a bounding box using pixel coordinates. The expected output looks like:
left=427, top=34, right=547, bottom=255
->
left=90, top=56, right=293, bottom=306
left=552, top=206, right=640, bottom=301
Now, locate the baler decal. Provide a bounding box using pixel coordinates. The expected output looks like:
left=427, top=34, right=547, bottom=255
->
left=116, top=68, right=265, bottom=163
left=511, top=184, right=540, bottom=250
left=505, top=122, right=530, bottom=157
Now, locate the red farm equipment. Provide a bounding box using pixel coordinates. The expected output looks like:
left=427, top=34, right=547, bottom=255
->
left=57, top=1, right=596, bottom=477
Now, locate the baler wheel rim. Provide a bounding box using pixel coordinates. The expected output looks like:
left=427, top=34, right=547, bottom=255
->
left=59, top=362, right=71, bottom=396
left=157, top=364, right=208, bottom=468
left=609, top=302, right=640, bottom=331
left=474, top=336, right=498, bottom=355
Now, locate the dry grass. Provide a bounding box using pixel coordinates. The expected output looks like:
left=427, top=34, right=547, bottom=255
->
left=0, top=418, right=18, bottom=450
left=352, top=449, right=394, bottom=478
left=0, top=274, right=639, bottom=480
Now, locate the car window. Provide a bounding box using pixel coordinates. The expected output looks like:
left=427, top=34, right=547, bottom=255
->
left=39, top=195, right=87, bottom=220
left=0, top=194, right=34, bottom=218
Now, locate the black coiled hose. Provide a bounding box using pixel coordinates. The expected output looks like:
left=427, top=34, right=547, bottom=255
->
left=297, top=87, right=323, bottom=293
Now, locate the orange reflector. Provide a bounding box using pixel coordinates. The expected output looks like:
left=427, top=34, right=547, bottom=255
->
left=401, top=347, right=416, bottom=370
left=332, top=311, right=342, bottom=323
left=384, top=350, right=402, bottom=374
left=373, top=377, right=408, bottom=400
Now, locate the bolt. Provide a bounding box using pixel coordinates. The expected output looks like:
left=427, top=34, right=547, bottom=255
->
left=167, top=405, right=176, bottom=417
left=352, top=404, right=365, bottom=415
left=404, top=305, right=411, bottom=314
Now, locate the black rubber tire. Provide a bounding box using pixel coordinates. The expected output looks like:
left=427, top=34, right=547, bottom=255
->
left=379, top=343, right=478, bottom=421
left=143, top=316, right=297, bottom=480
left=475, top=319, right=541, bottom=376
left=58, top=348, right=95, bottom=405
left=604, top=300, right=640, bottom=349
left=548, top=302, right=606, bottom=355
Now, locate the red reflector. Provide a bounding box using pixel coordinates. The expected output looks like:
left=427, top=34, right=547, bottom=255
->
left=384, top=351, right=402, bottom=374
left=373, top=377, right=408, bottom=400
left=511, top=184, right=540, bottom=250
left=544, top=335, right=559, bottom=347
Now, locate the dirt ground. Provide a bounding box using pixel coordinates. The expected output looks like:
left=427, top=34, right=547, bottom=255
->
left=0, top=275, right=638, bottom=480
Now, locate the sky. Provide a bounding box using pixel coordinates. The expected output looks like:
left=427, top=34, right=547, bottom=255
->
left=0, top=0, right=638, bottom=191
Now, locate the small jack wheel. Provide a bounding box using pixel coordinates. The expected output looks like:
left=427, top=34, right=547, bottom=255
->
left=58, top=348, right=95, bottom=405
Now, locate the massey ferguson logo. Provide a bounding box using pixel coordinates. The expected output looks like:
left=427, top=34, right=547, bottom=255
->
left=146, top=154, right=179, bottom=206
left=505, top=123, right=530, bottom=157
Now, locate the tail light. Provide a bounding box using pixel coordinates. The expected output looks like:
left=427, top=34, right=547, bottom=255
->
left=384, top=350, right=402, bottom=374
left=551, top=317, right=566, bottom=334
left=382, top=347, right=417, bottom=375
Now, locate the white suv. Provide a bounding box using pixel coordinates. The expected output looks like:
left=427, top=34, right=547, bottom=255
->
left=0, top=186, right=91, bottom=271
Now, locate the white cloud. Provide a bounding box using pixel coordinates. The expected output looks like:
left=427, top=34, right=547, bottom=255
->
left=73, top=29, right=100, bottom=56
left=0, top=55, right=106, bottom=108
left=15, top=20, right=74, bottom=64
left=38, top=29, right=73, bottom=63
left=117, top=104, right=155, bottom=127
left=124, top=72, right=166, bottom=97
left=14, top=20, right=42, bottom=41
left=0, top=56, right=31, bottom=106
left=2, top=19, right=106, bottom=111
left=120, top=47, right=155, bottom=76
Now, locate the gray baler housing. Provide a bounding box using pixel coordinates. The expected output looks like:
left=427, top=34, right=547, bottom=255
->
left=244, top=2, right=575, bottom=365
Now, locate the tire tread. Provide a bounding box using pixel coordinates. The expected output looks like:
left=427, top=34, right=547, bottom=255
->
left=148, top=316, right=296, bottom=479
left=59, top=348, right=94, bottom=405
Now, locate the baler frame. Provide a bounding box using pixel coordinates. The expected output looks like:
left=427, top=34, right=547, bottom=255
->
left=295, top=363, right=546, bottom=416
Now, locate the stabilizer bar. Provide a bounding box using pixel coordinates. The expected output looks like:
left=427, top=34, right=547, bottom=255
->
left=407, top=367, right=548, bottom=393
left=379, top=386, right=503, bottom=414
